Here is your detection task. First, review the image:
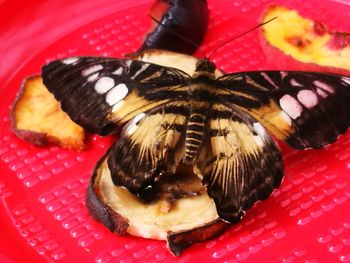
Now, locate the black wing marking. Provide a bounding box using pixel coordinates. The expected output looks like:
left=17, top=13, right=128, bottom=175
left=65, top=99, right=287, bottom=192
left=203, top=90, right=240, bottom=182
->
left=42, top=56, right=191, bottom=135
left=195, top=103, right=283, bottom=223
left=107, top=102, right=189, bottom=200
left=217, top=71, right=350, bottom=149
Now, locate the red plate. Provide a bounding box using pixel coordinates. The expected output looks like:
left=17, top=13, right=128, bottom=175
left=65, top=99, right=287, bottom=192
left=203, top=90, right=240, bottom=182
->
left=1, top=0, right=350, bottom=262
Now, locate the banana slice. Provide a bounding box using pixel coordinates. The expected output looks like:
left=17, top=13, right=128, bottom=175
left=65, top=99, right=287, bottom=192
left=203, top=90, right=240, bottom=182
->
left=87, top=156, right=229, bottom=255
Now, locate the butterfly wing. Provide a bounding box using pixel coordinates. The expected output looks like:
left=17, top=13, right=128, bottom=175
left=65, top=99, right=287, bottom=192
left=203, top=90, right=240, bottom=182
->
left=217, top=71, right=350, bottom=149
left=107, top=102, right=189, bottom=200
left=195, top=103, right=283, bottom=223
left=42, top=56, right=190, bottom=135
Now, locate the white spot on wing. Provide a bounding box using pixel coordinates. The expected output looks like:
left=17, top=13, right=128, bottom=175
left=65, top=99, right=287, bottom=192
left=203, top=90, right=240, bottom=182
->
left=253, top=122, right=266, bottom=138
left=313, top=80, right=335, bottom=94
left=290, top=78, right=303, bottom=87
left=261, top=72, right=279, bottom=89
left=131, top=64, right=150, bottom=79
left=94, top=76, right=115, bottom=94
left=62, top=57, right=79, bottom=65
left=297, top=90, right=318, bottom=109
left=132, top=112, right=146, bottom=124
left=253, top=122, right=266, bottom=147
left=125, top=60, right=132, bottom=68
left=126, top=113, right=146, bottom=135
left=126, top=124, right=138, bottom=135
left=112, top=100, right=125, bottom=113
left=317, top=88, right=328, bottom=98
left=279, top=111, right=292, bottom=125
left=87, top=73, right=99, bottom=82
left=254, top=136, right=264, bottom=147
left=112, top=67, right=123, bottom=76
left=280, top=71, right=288, bottom=78
left=342, top=76, right=350, bottom=85
left=82, top=64, right=103, bottom=77
left=279, top=95, right=303, bottom=119
left=105, top=83, right=129, bottom=106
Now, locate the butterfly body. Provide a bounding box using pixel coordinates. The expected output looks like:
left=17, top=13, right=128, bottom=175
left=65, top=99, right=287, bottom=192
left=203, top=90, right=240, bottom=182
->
left=182, top=60, right=216, bottom=163
left=42, top=54, right=350, bottom=222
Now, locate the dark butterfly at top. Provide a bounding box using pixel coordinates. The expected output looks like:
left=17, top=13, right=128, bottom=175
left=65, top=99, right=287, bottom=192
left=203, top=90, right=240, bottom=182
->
left=42, top=55, right=350, bottom=223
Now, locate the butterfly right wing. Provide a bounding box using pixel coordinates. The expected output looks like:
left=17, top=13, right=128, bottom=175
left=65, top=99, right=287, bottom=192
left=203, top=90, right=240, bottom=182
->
left=195, top=103, right=283, bottom=223
left=216, top=71, right=350, bottom=149
left=42, top=56, right=190, bottom=135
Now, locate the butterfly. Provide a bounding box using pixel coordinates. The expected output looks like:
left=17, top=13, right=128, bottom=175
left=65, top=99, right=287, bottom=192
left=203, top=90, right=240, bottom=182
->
left=41, top=55, right=350, bottom=223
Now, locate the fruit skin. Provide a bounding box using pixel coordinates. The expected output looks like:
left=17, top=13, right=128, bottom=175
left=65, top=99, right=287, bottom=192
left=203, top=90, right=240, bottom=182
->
left=11, top=124, right=49, bottom=147
left=11, top=75, right=86, bottom=150
left=136, top=0, right=209, bottom=55
left=261, top=5, right=350, bottom=75
left=86, top=155, right=130, bottom=236
left=86, top=150, right=230, bottom=256
left=167, top=219, right=229, bottom=256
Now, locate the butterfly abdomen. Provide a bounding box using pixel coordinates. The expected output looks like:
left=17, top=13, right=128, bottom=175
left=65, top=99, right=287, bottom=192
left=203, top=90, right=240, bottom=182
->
left=184, top=110, right=207, bottom=164
left=183, top=80, right=214, bottom=164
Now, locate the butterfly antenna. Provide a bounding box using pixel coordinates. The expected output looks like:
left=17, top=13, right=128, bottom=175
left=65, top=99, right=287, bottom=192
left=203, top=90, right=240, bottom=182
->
left=207, top=17, right=278, bottom=60
left=148, top=14, right=207, bottom=58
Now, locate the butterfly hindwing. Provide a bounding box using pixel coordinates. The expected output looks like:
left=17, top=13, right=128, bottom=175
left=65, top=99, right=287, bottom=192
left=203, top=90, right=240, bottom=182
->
left=107, top=102, right=189, bottom=199
left=195, top=103, right=283, bottom=222
left=42, top=56, right=190, bottom=135
left=217, top=71, right=350, bottom=149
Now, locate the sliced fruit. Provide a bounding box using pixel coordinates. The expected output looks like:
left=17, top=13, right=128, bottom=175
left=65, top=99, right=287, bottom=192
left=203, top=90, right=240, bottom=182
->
left=261, top=5, right=350, bottom=74
left=86, top=154, right=230, bottom=256
left=135, top=0, right=209, bottom=55
left=11, top=75, right=85, bottom=150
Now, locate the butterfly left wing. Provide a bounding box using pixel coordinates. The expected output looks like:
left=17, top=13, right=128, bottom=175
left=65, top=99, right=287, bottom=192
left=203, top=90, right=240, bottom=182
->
left=217, top=71, right=350, bottom=149
left=195, top=103, right=283, bottom=223
left=42, top=56, right=190, bottom=135
left=107, top=102, right=189, bottom=200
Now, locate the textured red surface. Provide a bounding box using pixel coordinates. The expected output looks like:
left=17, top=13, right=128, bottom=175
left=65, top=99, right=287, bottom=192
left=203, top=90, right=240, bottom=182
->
left=0, top=0, right=350, bottom=262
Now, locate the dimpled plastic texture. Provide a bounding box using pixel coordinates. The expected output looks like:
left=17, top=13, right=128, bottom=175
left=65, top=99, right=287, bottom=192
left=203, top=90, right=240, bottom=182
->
left=0, top=0, right=350, bottom=262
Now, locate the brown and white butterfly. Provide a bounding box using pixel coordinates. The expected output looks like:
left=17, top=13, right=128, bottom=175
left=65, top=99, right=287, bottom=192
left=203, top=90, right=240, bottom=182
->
left=42, top=55, right=350, bottom=222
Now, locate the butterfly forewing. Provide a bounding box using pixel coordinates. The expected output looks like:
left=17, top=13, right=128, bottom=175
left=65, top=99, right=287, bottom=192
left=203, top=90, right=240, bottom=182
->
left=217, top=71, right=350, bottom=149
left=195, top=103, right=283, bottom=222
left=42, top=56, right=191, bottom=135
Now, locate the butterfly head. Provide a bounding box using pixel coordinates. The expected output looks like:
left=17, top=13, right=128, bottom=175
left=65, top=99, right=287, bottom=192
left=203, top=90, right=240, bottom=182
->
left=195, top=58, right=216, bottom=75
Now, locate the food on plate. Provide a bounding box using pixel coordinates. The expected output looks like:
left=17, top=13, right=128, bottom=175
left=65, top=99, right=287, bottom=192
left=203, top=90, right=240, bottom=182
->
left=46, top=50, right=230, bottom=255
left=41, top=46, right=350, bottom=255
left=261, top=5, right=350, bottom=74
left=87, top=153, right=229, bottom=256
left=136, top=0, right=209, bottom=55
left=11, top=75, right=85, bottom=150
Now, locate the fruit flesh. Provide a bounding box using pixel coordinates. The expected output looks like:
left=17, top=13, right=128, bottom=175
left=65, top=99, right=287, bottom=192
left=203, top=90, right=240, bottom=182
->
left=12, top=75, right=85, bottom=150
left=262, top=5, right=350, bottom=71
left=96, top=159, right=220, bottom=240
